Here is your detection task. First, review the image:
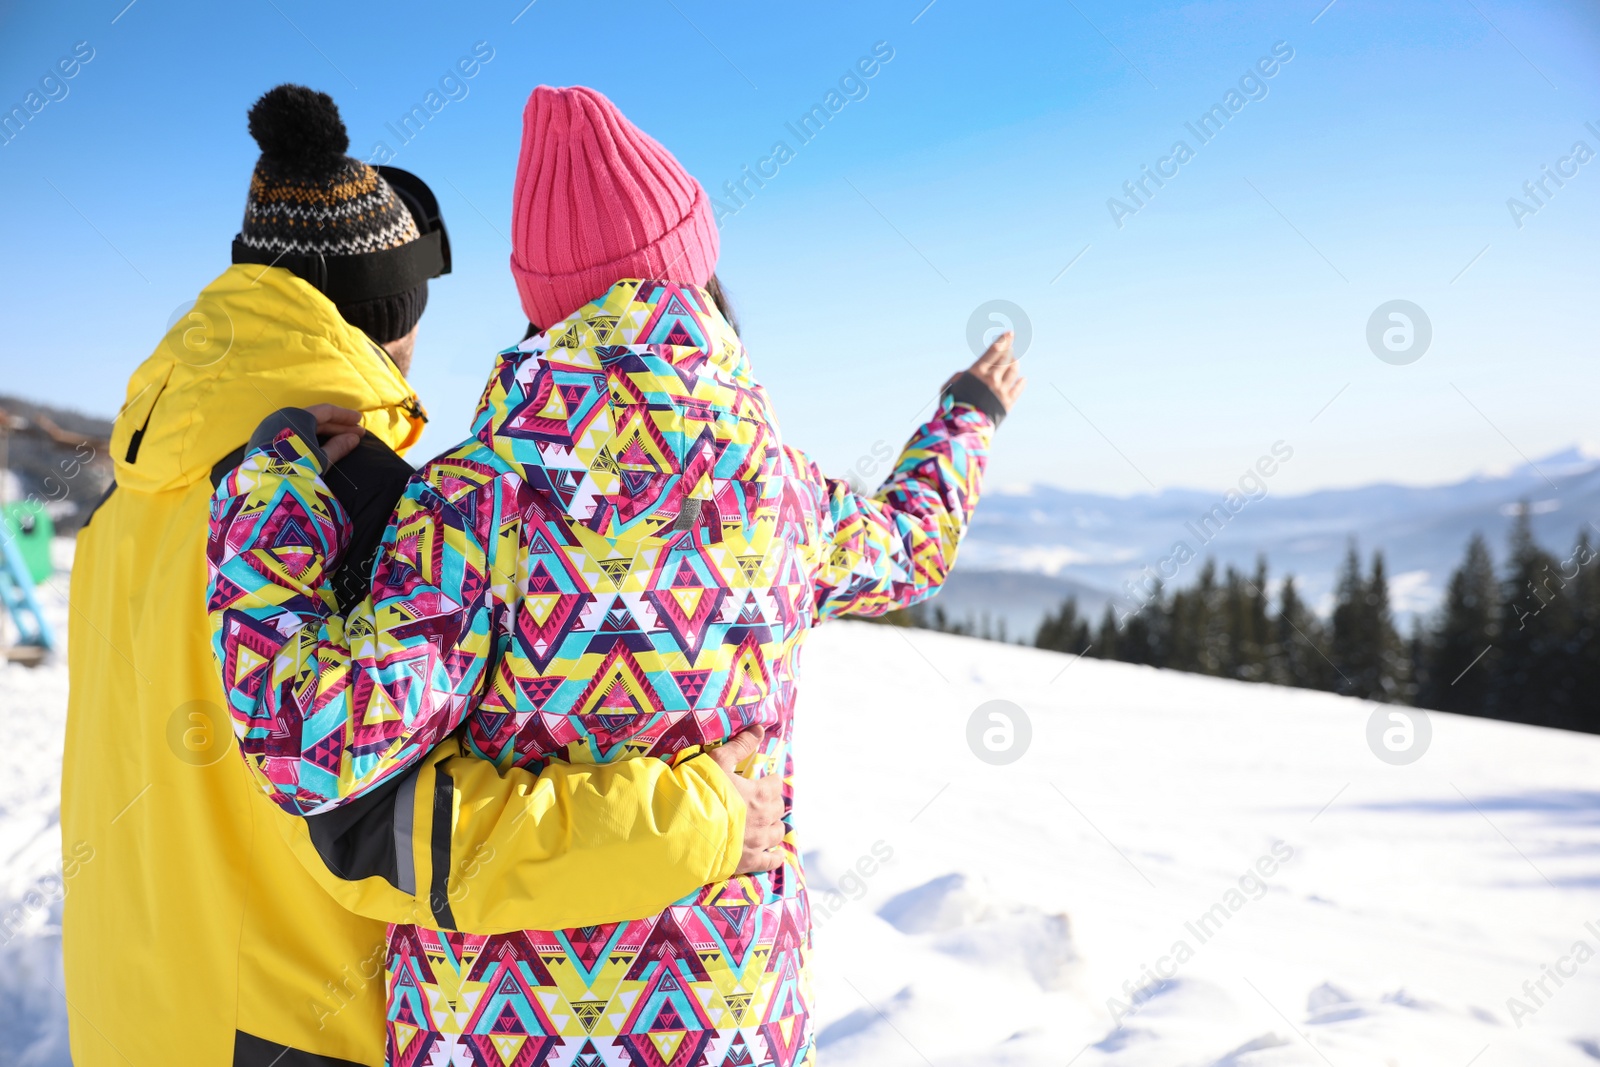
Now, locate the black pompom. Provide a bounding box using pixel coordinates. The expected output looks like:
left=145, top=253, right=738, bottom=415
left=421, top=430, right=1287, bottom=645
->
left=247, top=84, right=350, bottom=166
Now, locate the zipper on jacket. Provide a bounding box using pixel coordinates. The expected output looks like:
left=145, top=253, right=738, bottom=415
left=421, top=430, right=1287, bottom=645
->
left=361, top=336, right=428, bottom=425
left=123, top=378, right=170, bottom=464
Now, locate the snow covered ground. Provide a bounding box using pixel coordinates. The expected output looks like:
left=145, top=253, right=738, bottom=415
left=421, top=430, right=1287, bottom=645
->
left=3, top=546, right=1598, bottom=1065
left=0, top=542, right=75, bottom=1066
left=799, top=629, right=1600, bottom=1066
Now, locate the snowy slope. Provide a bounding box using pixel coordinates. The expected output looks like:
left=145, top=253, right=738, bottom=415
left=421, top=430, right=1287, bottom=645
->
left=3, top=552, right=1599, bottom=1065
left=796, top=625, right=1600, bottom=1065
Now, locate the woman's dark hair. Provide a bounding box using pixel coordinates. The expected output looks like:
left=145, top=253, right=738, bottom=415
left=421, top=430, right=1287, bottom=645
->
left=704, top=274, right=739, bottom=336
left=522, top=273, right=739, bottom=341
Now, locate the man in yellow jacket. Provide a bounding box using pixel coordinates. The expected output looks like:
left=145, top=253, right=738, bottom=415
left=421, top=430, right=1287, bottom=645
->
left=61, top=84, right=779, bottom=1066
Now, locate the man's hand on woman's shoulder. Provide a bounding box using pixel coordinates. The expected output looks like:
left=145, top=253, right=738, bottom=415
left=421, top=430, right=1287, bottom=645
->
left=304, top=403, right=366, bottom=465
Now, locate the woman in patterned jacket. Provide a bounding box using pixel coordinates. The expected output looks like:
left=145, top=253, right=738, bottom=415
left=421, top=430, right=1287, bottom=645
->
left=208, top=85, right=1024, bottom=1066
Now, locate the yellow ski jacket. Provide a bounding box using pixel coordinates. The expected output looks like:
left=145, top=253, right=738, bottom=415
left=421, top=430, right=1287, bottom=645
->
left=61, top=265, right=745, bottom=1066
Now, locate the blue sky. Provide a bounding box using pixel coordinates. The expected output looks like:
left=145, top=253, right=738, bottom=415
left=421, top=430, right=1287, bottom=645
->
left=1, top=0, right=1596, bottom=496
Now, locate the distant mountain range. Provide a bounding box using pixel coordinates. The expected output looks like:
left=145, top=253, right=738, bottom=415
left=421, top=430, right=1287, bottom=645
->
left=947, top=447, right=1600, bottom=639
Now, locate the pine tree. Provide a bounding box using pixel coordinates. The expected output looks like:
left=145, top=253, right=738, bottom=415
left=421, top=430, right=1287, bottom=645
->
left=1331, top=544, right=1405, bottom=701
left=1496, top=508, right=1575, bottom=726
left=1141, top=580, right=1172, bottom=667
left=1271, top=574, right=1333, bottom=690
left=1094, top=603, right=1121, bottom=661
left=1567, top=530, right=1600, bottom=733
left=1220, top=566, right=1246, bottom=679
left=1035, top=597, right=1092, bottom=655
left=1330, top=543, right=1368, bottom=697
left=1421, top=533, right=1497, bottom=714
left=1165, top=584, right=1199, bottom=673
left=1405, top=618, right=1428, bottom=707
left=1249, top=559, right=1273, bottom=679
left=1222, top=559, right=1271, bottom=682
left=1114, top=610, right=1144, bottom=664
left=1368, top=553, right=1411, bottom=702
left=1178, top=560, right=1226, bottom=675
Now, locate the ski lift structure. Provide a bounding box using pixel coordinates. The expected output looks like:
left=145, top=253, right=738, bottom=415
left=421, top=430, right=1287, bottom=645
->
left=0, top=404, right=107, bottom=667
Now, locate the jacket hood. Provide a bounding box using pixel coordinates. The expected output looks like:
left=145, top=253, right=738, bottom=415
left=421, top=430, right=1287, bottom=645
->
left=473, top=278, right=775, bottom=544
left=111, top=264, right=426, bottom=495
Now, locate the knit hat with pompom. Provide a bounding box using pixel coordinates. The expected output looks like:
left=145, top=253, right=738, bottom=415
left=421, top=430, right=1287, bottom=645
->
left=239, top=84, right=427, bottom=344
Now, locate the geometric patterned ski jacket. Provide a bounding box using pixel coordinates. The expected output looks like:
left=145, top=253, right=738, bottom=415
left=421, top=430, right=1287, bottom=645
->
left=207, top=277, right=994, bottom=1067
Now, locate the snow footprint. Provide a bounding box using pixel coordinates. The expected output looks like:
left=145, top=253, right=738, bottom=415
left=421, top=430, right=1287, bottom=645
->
left=876, top=872, right=1078, bottom=990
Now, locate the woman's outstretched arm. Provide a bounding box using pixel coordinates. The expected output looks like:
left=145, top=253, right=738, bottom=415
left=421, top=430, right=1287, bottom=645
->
left=794, top=332, right=1025, bottom=619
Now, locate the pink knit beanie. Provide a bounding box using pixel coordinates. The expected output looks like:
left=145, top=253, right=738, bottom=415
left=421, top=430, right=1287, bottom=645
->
left=510, top=86, right=719, bottom=329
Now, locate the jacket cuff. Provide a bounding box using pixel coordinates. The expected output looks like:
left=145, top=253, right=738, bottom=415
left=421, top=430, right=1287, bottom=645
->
left=682, top=754, right=746, bottom=883
left=247, top=407, right=329, bottom=470
left=944, top=372, right=1007, bottom=428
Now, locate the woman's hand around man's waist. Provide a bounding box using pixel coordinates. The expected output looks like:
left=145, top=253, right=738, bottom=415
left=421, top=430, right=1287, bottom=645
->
left=707, top=726, right=786, bottom=875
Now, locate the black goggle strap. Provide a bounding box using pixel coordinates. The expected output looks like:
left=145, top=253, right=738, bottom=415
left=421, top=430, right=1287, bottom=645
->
left=231, top=228, right=446, bottom=306
left=378, top=165, right=451, bottom=276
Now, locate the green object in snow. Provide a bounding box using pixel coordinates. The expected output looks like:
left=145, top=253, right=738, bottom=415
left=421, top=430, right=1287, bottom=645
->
left=1, top=501, right=54, bottom=584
